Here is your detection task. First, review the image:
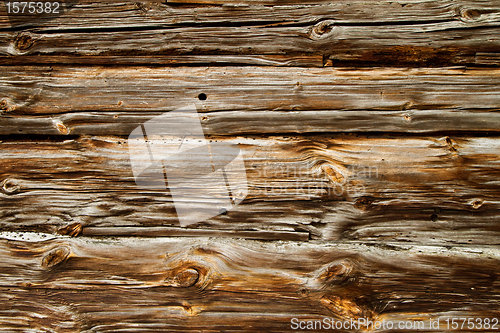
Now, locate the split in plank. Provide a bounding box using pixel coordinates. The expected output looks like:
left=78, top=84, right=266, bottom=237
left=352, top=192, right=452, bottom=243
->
left=1, top=135, right=499, bottom=244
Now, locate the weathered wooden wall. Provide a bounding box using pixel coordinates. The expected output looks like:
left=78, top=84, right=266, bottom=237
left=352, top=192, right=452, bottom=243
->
left=1, top=0, right=500, bottom=332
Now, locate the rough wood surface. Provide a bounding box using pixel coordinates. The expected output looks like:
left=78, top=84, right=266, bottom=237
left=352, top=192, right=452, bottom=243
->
left=1, top=1, right=499, bottom=331
left=1, top=135, right=499, bottom=244
left=1, top=66, right=500, bottom=135
left=0, top=234, right=498, bottom=332
left=1, top=1, right=500, bottom=66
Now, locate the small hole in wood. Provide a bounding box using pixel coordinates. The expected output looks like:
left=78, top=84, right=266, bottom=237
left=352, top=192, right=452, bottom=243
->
left=198, top=93, right=207, bottom=101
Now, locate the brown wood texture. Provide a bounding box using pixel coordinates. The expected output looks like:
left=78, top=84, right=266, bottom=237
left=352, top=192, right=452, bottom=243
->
left=1, top=0, right=500, bottom=331
left=0, top=1, right=499, bottom=66
left=1, top=135, right=500, bottom=245
left=0, top=235, right=498, bottom=332
left=1, top=66, right=500, bottom=135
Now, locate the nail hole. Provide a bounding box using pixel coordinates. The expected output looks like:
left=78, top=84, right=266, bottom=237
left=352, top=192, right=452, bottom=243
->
left=198, top=93, right=207, bottom=101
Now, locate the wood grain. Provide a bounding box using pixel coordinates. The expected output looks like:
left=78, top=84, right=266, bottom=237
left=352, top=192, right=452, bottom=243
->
left=1, top=66, right=500, bottom=136
left=0, top=1, right=499, bottom=66
left=1, top=1, right=499, bottom=330
left=1, top=0, right=497, bottom=29
left=1, top=135, right=499, bottom=244
left=0, top=235, right=498, bottom=332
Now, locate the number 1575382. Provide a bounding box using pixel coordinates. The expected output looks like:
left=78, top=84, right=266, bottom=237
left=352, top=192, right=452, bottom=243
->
left=6, top=2, right=60, bottom=14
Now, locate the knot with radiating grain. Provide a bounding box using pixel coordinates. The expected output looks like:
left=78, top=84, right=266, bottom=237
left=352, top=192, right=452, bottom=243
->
left=41, top=246, right=71, bottom=268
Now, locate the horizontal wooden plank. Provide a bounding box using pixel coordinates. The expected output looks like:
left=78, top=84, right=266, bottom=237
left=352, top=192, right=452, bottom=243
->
left=1, top=135, right=500, bottom=244
left=1, top=0, right=496, bottom=29
left=1, top=66, right=500, bottom=135
left=0, top=1, right=499, bottom=66
left=0, top=54, right=324, bottom=66
left=0, top=235, right=498, bottom=332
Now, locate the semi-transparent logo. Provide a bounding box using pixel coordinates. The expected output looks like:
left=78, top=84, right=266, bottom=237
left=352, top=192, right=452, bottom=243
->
left=128, top=105, right=248, bottom=227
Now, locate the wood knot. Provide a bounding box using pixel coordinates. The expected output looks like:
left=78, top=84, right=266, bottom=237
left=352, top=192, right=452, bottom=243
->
left=14, top=33, right=34, bottom=51
left=166, top=266, right=201, bottom=288
left=322, top=164, right=346, bottom=185
left=459, top=7, right=481, bottom=21
left=401, top=101, right=414, bottom=110
left=41, top=247, right=71, bottom=268
left=308, top=259, right=355, bottom=290
left=310, top=20, right=336, bottom=40
left=180, top=301, right=201, bottom=316
left=0, top=98, right=15, bottom=114
left=320, top=295, right=368, bottom=320
left=166, top=252, right=217, bottom=290
left=133, top=2, right=148, bottom=12
left=1, top=178, right=21, bottom=195
left=471, top=198, right=483, bottom=209
left=53, top=120, right=70, bottom=135
left=321, top=260, right=353, bottom=285
left=354, top=197, right=373, bottom=210
left=0, top=99, right=7, bottom=111
left=58, top=223, right=83, bottom=237
left=174, top=268, right=199, bottom=287
left=445, top=136, right=457, bottom=152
